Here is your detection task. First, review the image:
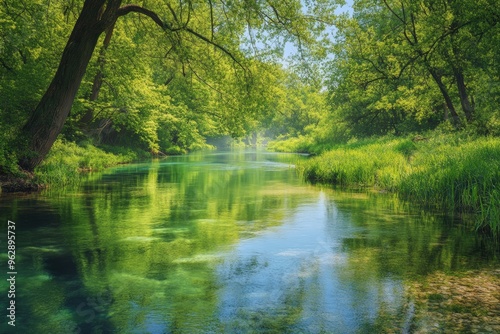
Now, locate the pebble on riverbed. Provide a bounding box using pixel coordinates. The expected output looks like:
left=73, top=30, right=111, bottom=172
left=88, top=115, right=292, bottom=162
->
left=409, top=270, right=500, bottom=333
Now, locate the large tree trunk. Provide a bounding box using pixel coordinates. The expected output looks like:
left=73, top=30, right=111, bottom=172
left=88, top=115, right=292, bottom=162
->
left=19, top=0, right=120, bottom=171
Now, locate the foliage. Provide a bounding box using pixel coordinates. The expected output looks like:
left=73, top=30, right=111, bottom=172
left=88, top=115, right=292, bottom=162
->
left=323, top=0, right=500, bottom=136
left=1, top=0, right=338, bottom=173
left=267, top=135, right=316, bottom=154
left=0, top=0, right=78, bottom=171
left=262, top=70, right=328, bottom=138
left=0, top=0, right=74, bottom=122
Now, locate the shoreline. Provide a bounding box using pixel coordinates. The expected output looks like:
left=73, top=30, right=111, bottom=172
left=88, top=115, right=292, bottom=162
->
left=271, top=134, right=500, bottom=237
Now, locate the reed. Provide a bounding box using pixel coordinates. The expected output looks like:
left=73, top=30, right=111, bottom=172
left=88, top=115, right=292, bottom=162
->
left=297, top=138, right=409, bottom=188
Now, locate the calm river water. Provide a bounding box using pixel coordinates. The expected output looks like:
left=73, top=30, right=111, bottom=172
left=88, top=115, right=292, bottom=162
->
left=1, top=150, right=499, bottom=333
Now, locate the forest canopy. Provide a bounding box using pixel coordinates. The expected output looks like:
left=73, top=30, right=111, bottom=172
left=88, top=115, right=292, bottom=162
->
left=0, top=0, right=335, bottom=172
left=324, top=0, right=500, bottom=137
left=1, top=0, right=499, bottom=176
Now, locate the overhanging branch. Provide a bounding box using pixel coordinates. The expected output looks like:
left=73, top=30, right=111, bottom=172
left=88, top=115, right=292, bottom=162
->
left=116, top=4, right=180, bottom=31
left=185, top=27, right=246, bottom=71
left=116, top=4, right=246, bottom=72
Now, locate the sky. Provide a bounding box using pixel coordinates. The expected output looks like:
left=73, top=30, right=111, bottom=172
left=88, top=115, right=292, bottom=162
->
left=282, top=0, right=353, bottom=60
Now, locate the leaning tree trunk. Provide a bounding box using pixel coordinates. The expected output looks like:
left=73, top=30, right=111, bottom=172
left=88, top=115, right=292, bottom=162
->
left=453, top=66, right=474, bottom=123
left=79, top=22, right=116, bottom=127
left=427, top=66, right=462, bottom=127
left=19, top=0, right=120, bottom=171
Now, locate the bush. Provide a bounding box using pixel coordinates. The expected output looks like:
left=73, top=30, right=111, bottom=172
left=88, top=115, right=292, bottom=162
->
left=267, top=135, right=338, bottom=154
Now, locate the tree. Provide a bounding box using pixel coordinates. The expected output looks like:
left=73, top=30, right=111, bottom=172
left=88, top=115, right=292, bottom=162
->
left=19, top=0, right=120, bottom=171
left=327, top=0, right=500, bottom=136
left=14, top=0, right=335, bottom=171
left=263, top=69, right=327, bottom=138
left=327, top=2, right=442, bottom=136
left=0, top=0, right=77, bottom=173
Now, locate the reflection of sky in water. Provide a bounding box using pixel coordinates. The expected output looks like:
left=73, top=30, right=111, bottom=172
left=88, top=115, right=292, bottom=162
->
left=216, top=192, right=405, bottom=333
left=2, top=150, right=496, bottom=334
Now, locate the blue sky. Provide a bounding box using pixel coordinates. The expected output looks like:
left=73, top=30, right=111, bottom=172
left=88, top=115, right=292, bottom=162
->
left=282, top=0, right=353, bottom=59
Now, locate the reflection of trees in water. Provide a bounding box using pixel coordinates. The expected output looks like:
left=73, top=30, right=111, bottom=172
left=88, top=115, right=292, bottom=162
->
left=5, top=153, right=498, bottom=333
left=328, top=190, right=498, bottom=277
left=14, top=153, right=309, bottom=332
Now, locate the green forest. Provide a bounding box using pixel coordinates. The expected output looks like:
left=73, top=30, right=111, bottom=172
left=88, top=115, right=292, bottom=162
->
left=1, top=0, right=499, bottom=234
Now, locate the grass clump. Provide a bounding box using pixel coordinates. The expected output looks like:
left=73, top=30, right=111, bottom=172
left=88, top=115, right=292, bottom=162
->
left=34, top=139, right=139, bottom=185
left=297, top=134, right=500, bottom=236
left=297, top=137, right=409, bottom=189
left=399, top=137, right=500, bottom=234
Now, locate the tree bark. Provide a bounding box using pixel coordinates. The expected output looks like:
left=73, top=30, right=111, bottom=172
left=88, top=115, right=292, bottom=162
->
left=453, top=66, right=474, bottom=123
left=19, top=0, right=120, bottom=171
left=427, top=67, right=462, bottom=127
left=79, top=22, right=116, bottom=126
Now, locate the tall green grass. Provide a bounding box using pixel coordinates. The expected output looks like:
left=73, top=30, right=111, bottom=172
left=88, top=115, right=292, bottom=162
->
left=35, top=139, right=139, bottom=185
left=399, top=137, right=500, bottom=234
left=296, top=137, right=412, bottom=188
left=297, top=135, right=500, bottom=236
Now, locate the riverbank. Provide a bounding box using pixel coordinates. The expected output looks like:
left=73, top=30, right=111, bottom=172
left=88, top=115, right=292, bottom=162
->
left=0, top=172, right=44, bottom=193
left=0, top=139, right=146, bottom=193
left=271, top=134, right=500, bottom=236
left=34, top=139, right=146, bottom=185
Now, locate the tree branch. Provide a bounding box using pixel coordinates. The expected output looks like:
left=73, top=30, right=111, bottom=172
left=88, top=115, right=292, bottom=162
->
left=116, top=3, right=246, bottom=77
left=208, top=0, right=215, bottom=42
left=166, top=3, right=180, bottom=25
left=425, top=21, right=473, bottom=59
left=116, top=4, right=180, bottom=31
left=360, top=76, right=387, bottom=89
left=383, top=0, right=404, bottom=25
left=185, top=27, right=246, bottom=71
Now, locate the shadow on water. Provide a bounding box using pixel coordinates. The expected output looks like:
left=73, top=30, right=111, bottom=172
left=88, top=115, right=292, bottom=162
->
left=0, top=150, right=498, bottom=333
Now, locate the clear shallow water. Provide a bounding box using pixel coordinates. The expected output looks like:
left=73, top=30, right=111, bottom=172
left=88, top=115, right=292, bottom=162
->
left=0, top=150, right=499, bottom=333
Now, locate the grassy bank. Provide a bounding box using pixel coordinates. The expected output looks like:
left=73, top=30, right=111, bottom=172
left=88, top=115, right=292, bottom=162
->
left=289, top=134, right=500, bottom=236
left=33, top=139, right=144, bottom=186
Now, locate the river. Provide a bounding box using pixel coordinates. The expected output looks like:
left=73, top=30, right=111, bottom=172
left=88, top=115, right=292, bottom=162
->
left=0, top=150, right=499, bottom=333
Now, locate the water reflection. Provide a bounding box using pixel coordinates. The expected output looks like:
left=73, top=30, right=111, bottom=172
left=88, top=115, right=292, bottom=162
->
left=0, top=150, right=498, bottom=333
